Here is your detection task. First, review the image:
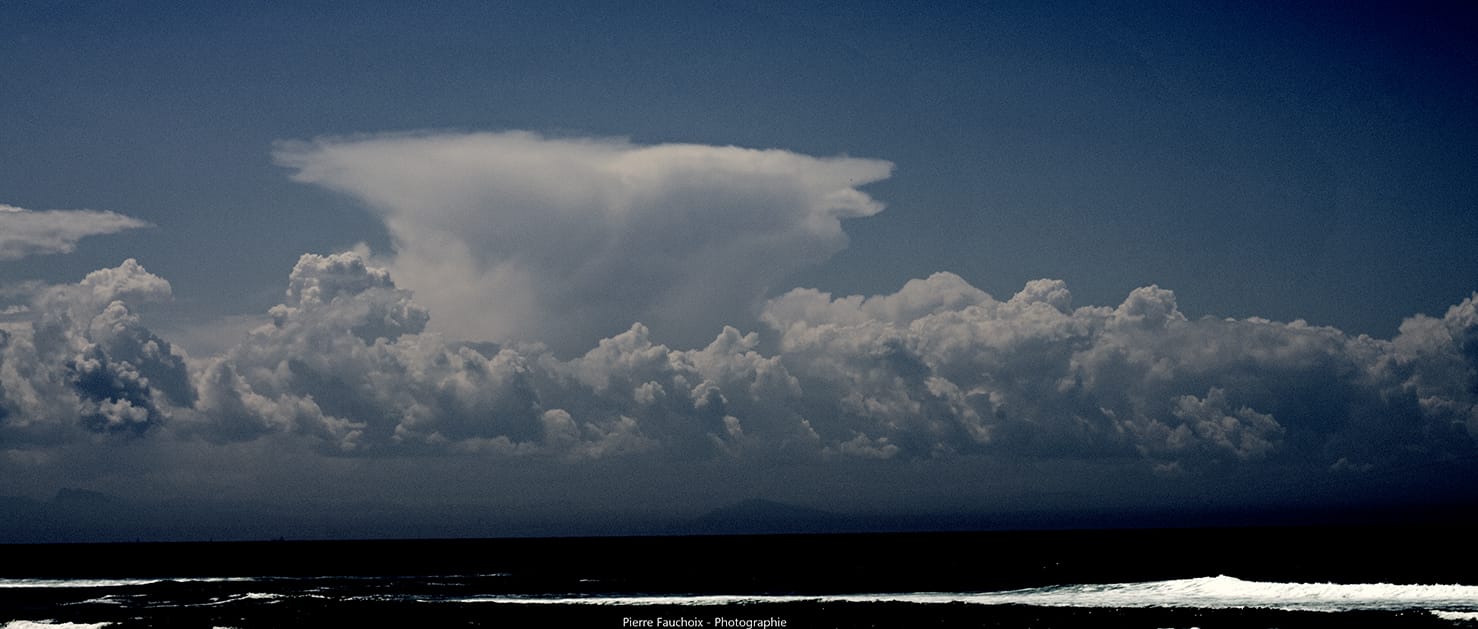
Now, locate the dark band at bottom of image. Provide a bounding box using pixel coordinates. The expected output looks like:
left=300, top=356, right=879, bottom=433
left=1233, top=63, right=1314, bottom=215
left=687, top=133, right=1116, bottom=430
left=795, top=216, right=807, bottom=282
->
left=3, top=525, right=1477, bottom=629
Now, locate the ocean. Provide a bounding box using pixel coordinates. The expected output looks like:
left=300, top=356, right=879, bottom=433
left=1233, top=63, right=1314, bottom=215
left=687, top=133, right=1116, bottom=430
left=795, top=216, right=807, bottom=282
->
left=3, top=526, right=1476, bottom=628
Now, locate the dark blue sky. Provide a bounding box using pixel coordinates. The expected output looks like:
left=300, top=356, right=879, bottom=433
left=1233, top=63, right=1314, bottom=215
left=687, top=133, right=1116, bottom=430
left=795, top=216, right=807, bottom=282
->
left=3, top=1, right=1474, bottom=338
left=1, top=1, right=1476, bottom=539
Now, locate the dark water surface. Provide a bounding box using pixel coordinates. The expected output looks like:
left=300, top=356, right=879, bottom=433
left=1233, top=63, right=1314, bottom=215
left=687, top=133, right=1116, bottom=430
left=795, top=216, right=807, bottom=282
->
left=3, top=526, right=1476, bottom=628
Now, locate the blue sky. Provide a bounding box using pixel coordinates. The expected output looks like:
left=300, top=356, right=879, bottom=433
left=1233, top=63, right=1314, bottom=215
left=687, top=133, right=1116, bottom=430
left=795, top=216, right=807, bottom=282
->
left=5, top=1, right=1474, bottom=338
left=1, top=1, right=1476, bottom=539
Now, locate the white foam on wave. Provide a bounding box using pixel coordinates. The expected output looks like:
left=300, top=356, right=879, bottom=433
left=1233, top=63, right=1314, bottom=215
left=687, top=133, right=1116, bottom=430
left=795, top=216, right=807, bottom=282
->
left=459, top=594, right=816, bottom=605
left=0, top=577, right=253, bottom=589
left=1432, top=610, right=1478, bottom=621
left=71, top=596, right=125, bottom=606
left=454, top=592, right=1105, bottom=606
left=0, top=621, right=114, bottom=629
left=0, top=578, right=162, bottom=589
left=452, top=576, right=1478, bottom=614
left=962, top=575, right=1478, bottom=613
left=185, top=591, right=286, bottom=607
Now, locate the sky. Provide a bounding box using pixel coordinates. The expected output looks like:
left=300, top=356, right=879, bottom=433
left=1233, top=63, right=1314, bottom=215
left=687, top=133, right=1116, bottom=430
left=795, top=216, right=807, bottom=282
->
left=1, top=1, right=1476, bottom=541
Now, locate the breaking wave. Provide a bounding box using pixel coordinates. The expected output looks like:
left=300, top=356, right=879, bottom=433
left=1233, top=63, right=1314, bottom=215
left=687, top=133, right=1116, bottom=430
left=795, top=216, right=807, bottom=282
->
left=962, top=575, right=1478, bottom=613
left=456, top=575, right=1478, bottom=614
left=0, top=577, right=252, bottom=589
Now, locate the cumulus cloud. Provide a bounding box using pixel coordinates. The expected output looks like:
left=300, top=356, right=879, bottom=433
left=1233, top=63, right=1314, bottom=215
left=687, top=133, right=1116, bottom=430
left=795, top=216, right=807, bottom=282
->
left=761, top=274, right=1478, bottom=471
left=186, top=252, right=811, bottom=460
left=0, top=203, right=150, bottom=260
left=0, top=260, right=190, bottom=444
left=6, top=252, right=1477, bottom=479
left=188, top=252, right=605, bottom=454
left=172, top=253, right=1476, bottom=475
left=274, top=131, right=893, bottom=354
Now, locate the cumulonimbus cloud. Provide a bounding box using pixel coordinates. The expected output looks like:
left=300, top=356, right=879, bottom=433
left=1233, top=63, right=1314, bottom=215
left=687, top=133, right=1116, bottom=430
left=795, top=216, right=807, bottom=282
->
left=0, top=203, right=150, bottom=260
left=4, top=129, right=1477, bottom=478
left=273, top=131, right=894, bottom=355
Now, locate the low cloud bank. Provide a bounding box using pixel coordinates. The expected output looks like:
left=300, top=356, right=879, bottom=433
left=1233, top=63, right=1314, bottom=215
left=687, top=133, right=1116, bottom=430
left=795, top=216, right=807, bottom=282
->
left=4, top=254, right=1474, bottom=476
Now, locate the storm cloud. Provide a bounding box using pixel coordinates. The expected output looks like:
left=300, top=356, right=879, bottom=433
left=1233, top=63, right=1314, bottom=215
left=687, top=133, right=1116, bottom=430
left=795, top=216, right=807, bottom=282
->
left=7, top=254, right=1474, bottom=480
left=0, top=260, right=191, bottom=444
left=763, top=275, right=1478, bottom=472
left=273, top=132, right=893, bottom=354
left=186, top=252, right=805, bottom=460
left=0, top=135, right=1474, bottom=517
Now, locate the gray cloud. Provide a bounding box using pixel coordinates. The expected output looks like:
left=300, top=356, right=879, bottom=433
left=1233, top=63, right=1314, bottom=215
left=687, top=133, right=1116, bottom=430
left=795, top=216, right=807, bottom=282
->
left=5, top=254, right=1476, bottom=482
left=186, top=252, right=807, bottom=460
left=762, top=274, right=1478, bottom=471
left=0, top=203, right=150, bottom=260
left=188, top=252, right=656, bottom=457
left=0, top=260, right=190, bottom=445
left=176, top=255, right=1477, bottom=476
left=274, top=132, right=894, bottom=355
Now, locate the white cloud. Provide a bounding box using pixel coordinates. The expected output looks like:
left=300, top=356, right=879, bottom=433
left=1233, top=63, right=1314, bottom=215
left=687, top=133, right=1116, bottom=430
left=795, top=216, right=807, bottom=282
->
left=187, top=252, right=663, bottom=457
left=0, top=203, right=150, bottom=260
left=176, top=253, right=820, bottom=459
left=159, top=253, right=1475, bottom=475
left=1387, top=293, right=1478, bottom=439
left=761, top=273, right=1478, bottom=469
left=0, top=260, right=190, bottom=444
left=274, top=131, right=893, bottom=354
left=5, top=250, right=1476, bottom=481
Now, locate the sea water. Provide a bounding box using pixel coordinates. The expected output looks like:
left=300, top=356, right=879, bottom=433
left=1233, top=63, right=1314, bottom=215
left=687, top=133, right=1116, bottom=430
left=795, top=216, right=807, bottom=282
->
left=4, top=573, right=1478, bottom=627
left=4, top=529, right=1475, bottom=628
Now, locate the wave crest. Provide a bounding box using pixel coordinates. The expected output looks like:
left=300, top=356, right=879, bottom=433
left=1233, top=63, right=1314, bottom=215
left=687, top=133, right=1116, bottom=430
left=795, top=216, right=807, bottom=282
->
left=968, top=575, right=1478, bottom=612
